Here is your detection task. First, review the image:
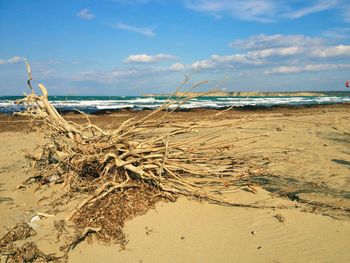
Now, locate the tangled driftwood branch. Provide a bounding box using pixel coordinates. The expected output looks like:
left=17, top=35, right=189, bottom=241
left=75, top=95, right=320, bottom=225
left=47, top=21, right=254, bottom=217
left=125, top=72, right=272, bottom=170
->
left=13, top=60, right=266, bottom=247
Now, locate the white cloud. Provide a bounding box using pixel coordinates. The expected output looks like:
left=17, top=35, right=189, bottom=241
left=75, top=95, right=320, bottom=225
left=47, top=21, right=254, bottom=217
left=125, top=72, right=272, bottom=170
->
left=107, top=0, right=349, bottom=23
left=283, top=0, right=338, bottom=19
left=184, top=0, right=341, bottom=22
left=0, top=56, right=23, bottom=65
left=265, top=64, right=350, bottom=74
left=322, top=28, right=350, bottom=39
left=180, top=34, right=350, bottom=73
left=124, top=53, right=176, bottom=63
left=191, top=59, right=216, bottom=70
left=311, top=45, right=350, bottom=57
left=247, top=46, right=303, bottom=58
left=211, top=54, right=263, bottom=65
left=77, top=8, right=95, bottom=20
left=190, top=53, right=265, bottom=72
left=229, top=34, right=350, bottom=61
left=199, top=46, right=303, bottom=70
left=109, top=0, right=350, bottom=24
left=185, top=0, right=279, bottom=22
left=266, top=66, right=304, bottom=74
left=113, top=22, right=155, bottom=37
left=230, top=34, right=323, bottom=50
left=168, top=63, right=186, bottom=71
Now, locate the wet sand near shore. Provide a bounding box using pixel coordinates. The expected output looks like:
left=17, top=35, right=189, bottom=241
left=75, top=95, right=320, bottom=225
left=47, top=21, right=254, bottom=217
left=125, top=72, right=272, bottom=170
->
left=1, top=105, right=350, bottom=262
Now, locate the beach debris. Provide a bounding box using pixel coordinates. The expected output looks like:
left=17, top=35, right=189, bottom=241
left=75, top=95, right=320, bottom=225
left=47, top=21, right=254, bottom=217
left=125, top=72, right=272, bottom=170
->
left=62, top=227, right=101, bottom=254
left=1, top=242, right=60, bottom=263
left=145, top=226, right=154, bottom=235
left=273, top=213, right=286, bottom=223
left=242, top=183, right=258, bottom=194
left=54, top=220, right=69, bottom=242
left=0, top=222, right=36, bottom=246
left=286, top=192, right=300, bottom=201
left=36, top=212, right=55, bottom=218
left=0, top=223, right=60, bottom=262
left=29, top=212, right=55, bottom=229
left=48, top=174, right=62, bottom=183
left=17, top=184, right=26, bottom=189
left=12, top=60, right=284, bottom=257
left=30, top=215, right=41, bottom=223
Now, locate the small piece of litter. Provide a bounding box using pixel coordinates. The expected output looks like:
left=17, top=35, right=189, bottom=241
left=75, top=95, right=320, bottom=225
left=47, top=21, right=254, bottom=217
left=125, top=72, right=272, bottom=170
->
left=30, top=215, right=41, bottom=223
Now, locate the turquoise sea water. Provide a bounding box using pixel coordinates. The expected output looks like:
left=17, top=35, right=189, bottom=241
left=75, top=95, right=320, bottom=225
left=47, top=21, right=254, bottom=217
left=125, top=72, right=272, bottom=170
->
left=1, top=93, right=350, bottom=114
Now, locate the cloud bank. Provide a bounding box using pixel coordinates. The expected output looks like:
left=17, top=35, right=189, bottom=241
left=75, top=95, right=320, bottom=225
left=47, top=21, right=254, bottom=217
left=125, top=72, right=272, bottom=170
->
left=124, top=54, right=176, bottom=63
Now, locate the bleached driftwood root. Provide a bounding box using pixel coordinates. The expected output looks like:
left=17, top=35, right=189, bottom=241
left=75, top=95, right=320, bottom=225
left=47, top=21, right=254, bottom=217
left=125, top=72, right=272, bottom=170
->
left=14, top=60, right=278, bottom=247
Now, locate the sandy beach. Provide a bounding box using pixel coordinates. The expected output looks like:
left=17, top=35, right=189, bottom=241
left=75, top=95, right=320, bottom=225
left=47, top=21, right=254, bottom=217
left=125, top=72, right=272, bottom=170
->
left=1, top=104, right=350, bottom=262
left=2, top=0, right=350, bottom=261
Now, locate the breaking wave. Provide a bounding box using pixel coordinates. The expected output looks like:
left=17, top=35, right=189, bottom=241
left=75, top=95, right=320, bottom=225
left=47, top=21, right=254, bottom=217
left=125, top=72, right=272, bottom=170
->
left=1, top=95, right=350, bottom=114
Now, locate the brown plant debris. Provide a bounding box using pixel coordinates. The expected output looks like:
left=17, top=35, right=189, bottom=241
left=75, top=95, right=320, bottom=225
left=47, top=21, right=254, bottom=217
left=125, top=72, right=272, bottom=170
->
left=71, top=182, right=160, bottom=248
left=0, top=222, right=60, bottom=262
left=11, top=60, right=270, bottom=251
left=0, top=222, right=36, bottom=247
left=273, top=213, right=286, bottom=223
left=62, top=227, right=101, bottom=255
left=2, top=242, right=60, bottom=263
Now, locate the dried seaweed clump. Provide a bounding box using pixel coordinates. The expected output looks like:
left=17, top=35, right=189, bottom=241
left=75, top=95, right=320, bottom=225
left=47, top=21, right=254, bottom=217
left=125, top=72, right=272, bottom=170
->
left=73, top=182, right=159, bottom=247
left=0, top=222, right=58, bottom=262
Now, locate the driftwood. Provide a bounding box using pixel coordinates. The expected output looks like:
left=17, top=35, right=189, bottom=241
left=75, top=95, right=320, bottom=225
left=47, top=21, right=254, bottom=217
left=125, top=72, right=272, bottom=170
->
left=13, top=60, right=267, bottom=247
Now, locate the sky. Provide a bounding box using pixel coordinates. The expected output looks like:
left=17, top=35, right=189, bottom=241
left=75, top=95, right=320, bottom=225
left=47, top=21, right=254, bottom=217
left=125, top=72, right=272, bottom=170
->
left=0, top=0, right=350, bottom=95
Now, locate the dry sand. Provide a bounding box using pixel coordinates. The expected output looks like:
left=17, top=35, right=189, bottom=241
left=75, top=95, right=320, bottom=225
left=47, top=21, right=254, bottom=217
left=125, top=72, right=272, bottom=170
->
left=1, top=105, right=350, bottom=262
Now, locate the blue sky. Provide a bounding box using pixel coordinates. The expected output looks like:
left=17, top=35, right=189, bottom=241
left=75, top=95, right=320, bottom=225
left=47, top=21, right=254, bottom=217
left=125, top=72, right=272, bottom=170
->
left=0, top=0, right=350, bottom=95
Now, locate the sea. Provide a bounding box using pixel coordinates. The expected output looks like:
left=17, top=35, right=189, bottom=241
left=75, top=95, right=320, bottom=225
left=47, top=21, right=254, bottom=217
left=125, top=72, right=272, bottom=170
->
left=1, top=92, right=350, bottom=114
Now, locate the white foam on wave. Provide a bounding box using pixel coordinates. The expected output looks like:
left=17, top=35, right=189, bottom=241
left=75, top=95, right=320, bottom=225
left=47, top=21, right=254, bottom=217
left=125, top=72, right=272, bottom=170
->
left=51, top=100, right=124, bottom=107
left=181, top=101, right=220, bottom=108
left=127, top=97, right=157, bottom=103
left=1, top=96, right=350, bottom=113
left=96, top=104, right=134, bottom=110
left=96, top=103, right=164, bottom=110
left=49, top=97, right=162, bottom=108
left=0, top=101, right=16, bottom=107
left=215, top=96, right=350, bottom=106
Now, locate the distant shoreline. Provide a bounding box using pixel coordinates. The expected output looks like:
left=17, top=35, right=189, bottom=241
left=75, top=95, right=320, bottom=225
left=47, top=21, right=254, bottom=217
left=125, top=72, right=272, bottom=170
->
left=143, top=91, right=350, bottom=97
